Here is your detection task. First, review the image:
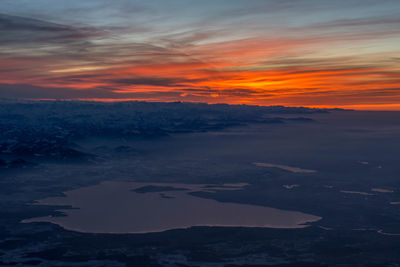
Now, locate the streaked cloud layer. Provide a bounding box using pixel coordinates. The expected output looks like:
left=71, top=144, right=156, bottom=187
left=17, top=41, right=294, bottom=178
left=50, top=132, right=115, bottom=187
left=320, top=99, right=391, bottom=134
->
left=1, top=0, right=399, bottom=109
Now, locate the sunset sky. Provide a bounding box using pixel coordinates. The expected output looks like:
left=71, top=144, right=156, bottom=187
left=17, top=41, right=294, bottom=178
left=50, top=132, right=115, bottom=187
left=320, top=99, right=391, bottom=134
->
left=1, top=0, right=400, bottom=109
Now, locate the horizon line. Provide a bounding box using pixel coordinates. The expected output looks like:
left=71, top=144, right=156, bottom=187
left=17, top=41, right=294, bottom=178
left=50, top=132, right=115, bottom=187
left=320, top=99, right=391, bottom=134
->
left=2, top=98, right=400, bottom=111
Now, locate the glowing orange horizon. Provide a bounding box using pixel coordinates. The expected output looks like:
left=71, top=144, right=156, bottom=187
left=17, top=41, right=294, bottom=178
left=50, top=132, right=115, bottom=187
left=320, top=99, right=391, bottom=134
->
left=1, top=24, right=399, bottom=110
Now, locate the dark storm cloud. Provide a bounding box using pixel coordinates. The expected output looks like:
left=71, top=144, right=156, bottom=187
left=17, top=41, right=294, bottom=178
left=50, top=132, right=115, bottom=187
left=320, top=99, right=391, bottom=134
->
left=0, top=13, right=209, bottom=63
left=0, top=83, right=116, bottom=99
left=0, top=14, right=105, bottom=45
left=180, top=88, right=259, bottom=97
left=0, top=83, right=190, bottom=100
left=110, top=77, right=206, bottom=87
left=44, top=74, right=111, bottom=84
left=305, top=16, right=400, bottom=30
left=260, top=57, right=369, bottom=68
left=344, top=88, right=400, bottom=97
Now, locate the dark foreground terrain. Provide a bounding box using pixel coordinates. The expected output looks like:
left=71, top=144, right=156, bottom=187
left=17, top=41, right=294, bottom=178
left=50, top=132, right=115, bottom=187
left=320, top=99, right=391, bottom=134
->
left=1, top=101, right=400, bottom=266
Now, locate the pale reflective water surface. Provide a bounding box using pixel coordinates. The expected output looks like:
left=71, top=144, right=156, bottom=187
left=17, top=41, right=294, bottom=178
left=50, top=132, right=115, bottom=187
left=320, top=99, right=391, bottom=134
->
left=23, top=181, right=321, bottom=233
left=254, top=162, right=317, bottom=173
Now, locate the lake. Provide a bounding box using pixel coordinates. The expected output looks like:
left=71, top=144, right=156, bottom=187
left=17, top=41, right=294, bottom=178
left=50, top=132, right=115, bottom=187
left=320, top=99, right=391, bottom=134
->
left=23, top=181, right=322, bottom=233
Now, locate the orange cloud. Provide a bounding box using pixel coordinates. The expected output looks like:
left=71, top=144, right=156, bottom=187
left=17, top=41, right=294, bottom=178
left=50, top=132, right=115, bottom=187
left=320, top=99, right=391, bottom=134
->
left=1, top=19, right=399, bottom=110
